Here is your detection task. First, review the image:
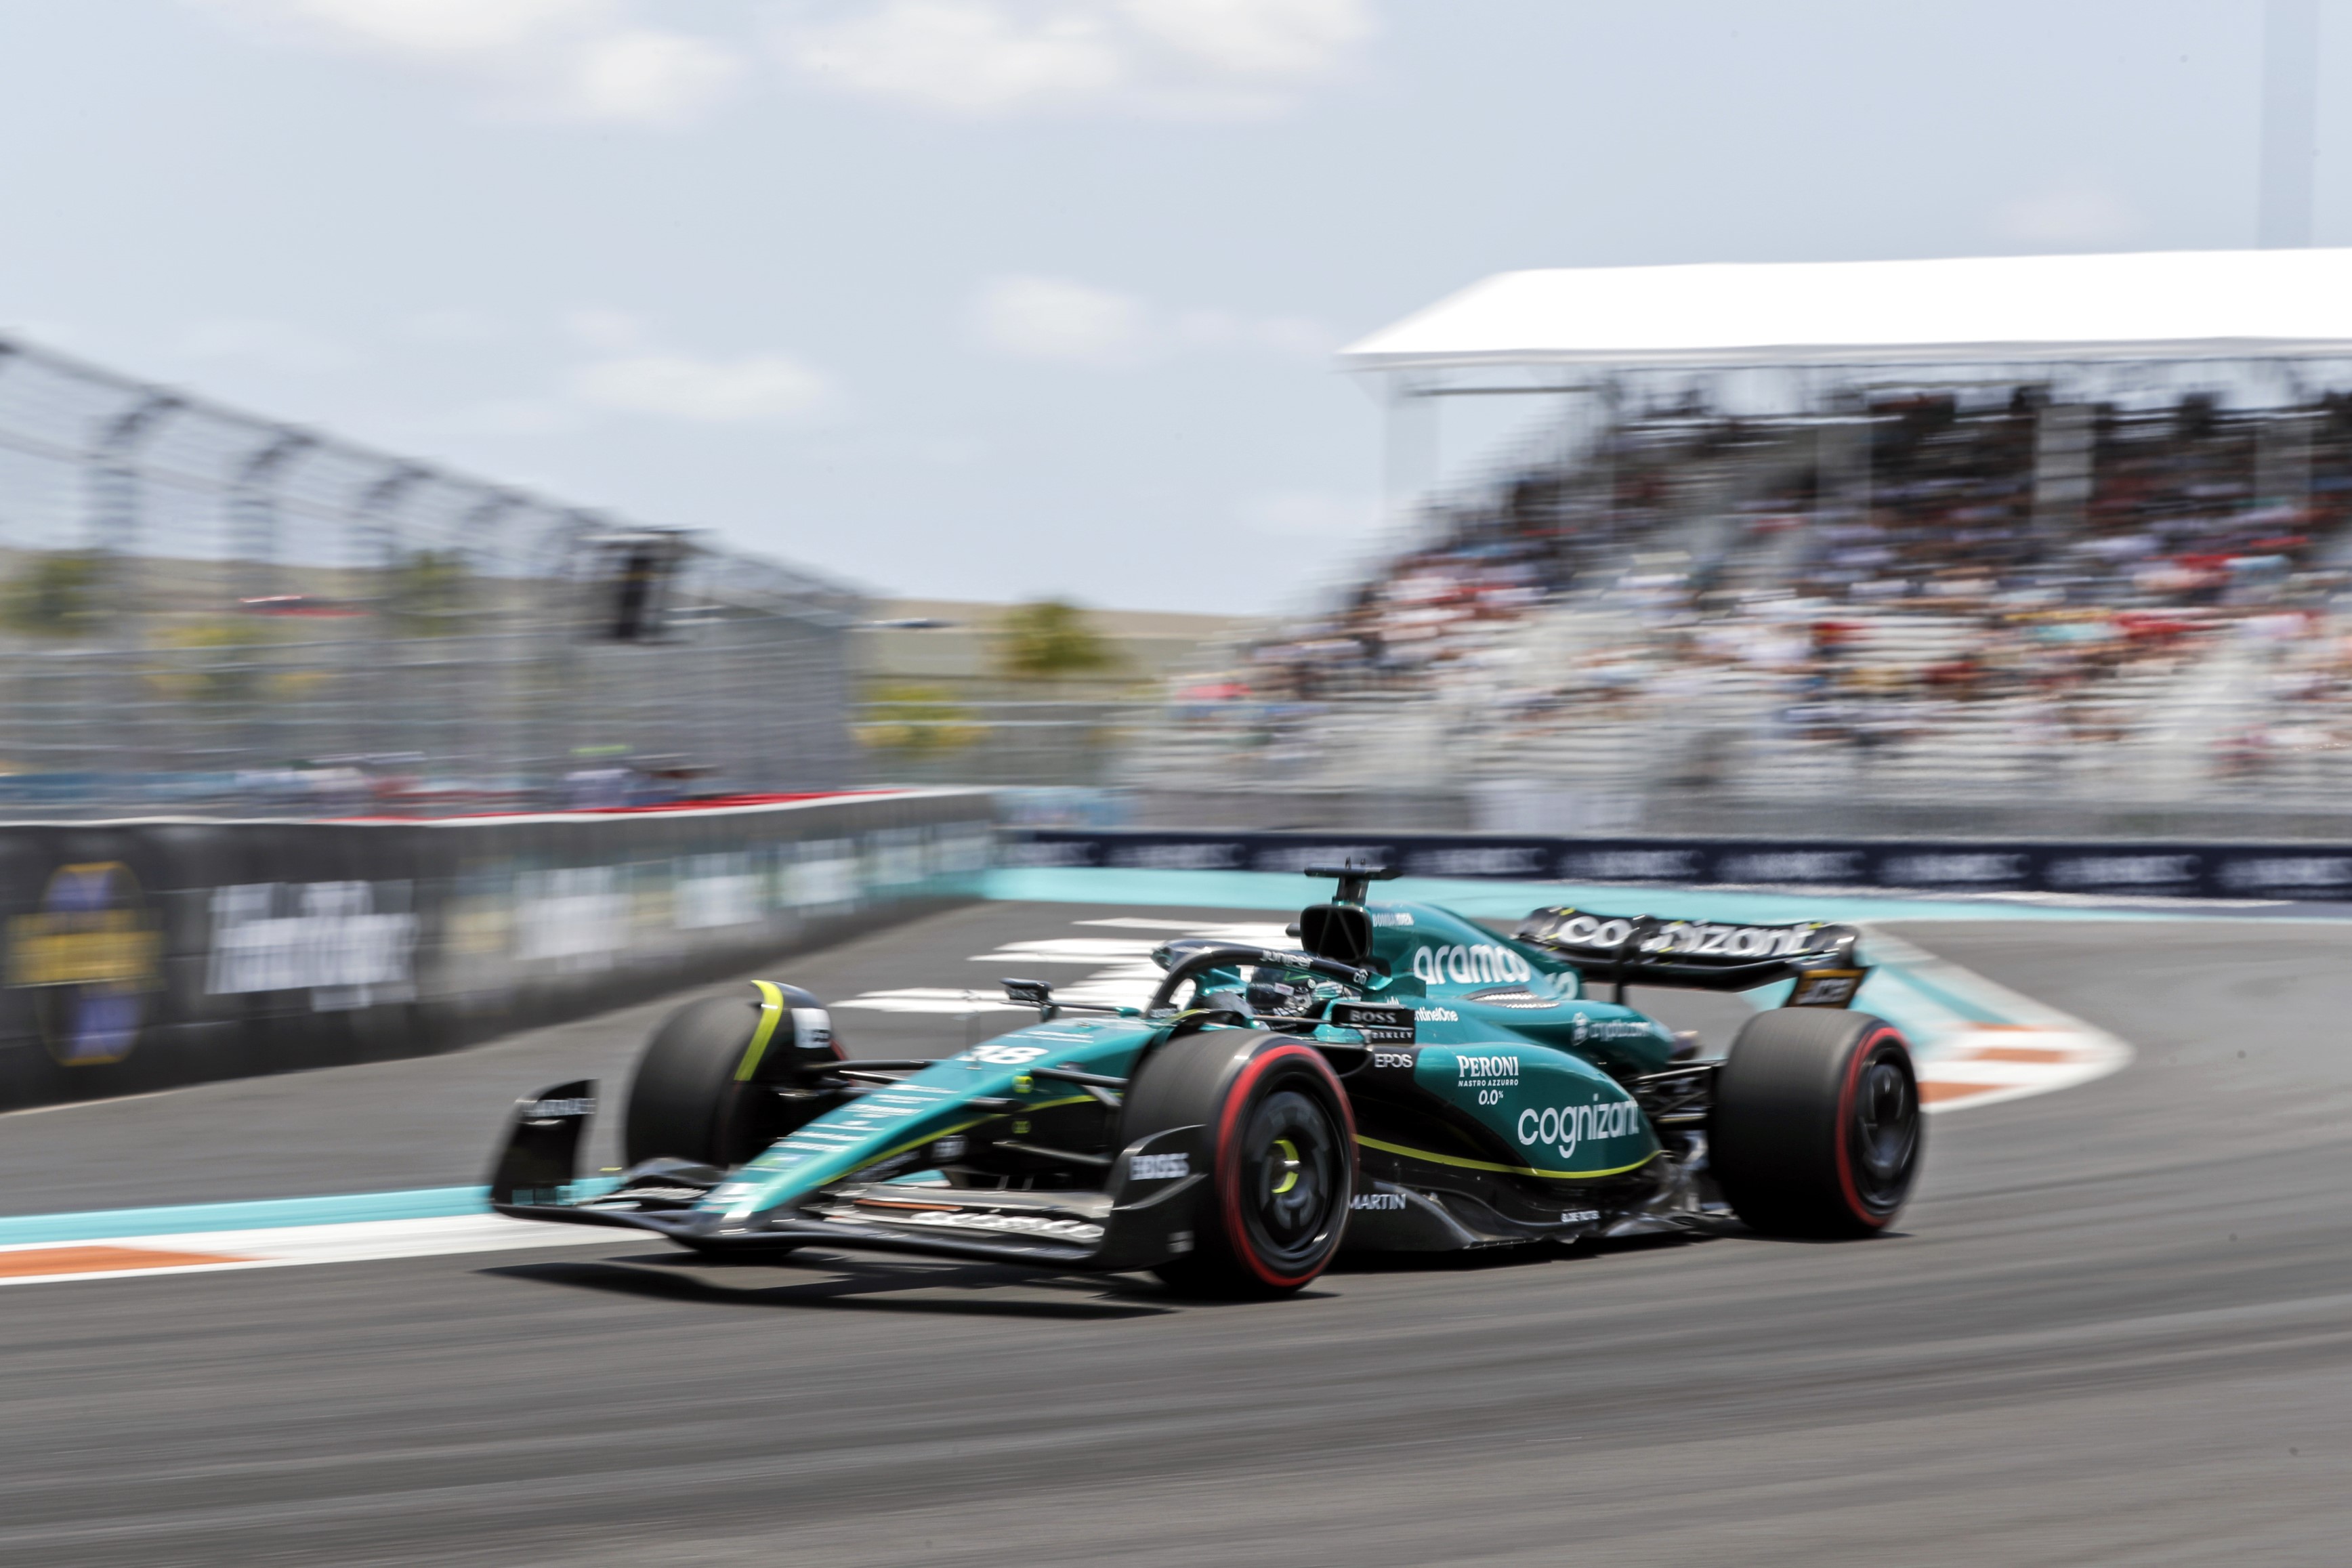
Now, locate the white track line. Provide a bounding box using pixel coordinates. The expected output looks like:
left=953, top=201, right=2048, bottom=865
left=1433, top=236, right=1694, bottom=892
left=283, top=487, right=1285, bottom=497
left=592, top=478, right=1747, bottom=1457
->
left=1857, top=928, right=2132, bottom=1111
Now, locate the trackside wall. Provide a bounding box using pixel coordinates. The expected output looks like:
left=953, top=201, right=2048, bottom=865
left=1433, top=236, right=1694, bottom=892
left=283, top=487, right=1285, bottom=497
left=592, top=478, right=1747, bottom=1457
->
left=0, top=790, right=994, bottom=1111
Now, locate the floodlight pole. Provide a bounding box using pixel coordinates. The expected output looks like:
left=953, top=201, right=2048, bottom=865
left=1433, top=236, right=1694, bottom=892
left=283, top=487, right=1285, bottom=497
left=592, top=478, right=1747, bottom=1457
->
left=349, top=463, right=431, bottom=766
left=229, top=429, right=315, bottom=774
left=447, top=490, right=519, bottom=788
left=84, top=389, right=180, bottom=780
left=231, top=429, right=315, bottom=604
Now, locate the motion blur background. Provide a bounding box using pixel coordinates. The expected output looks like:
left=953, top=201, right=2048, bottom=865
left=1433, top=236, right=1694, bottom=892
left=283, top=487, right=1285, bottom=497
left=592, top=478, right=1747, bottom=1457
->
left=7, top=12, right=2352, bottom=1565
left=5, top=2, right=2352, bottom=840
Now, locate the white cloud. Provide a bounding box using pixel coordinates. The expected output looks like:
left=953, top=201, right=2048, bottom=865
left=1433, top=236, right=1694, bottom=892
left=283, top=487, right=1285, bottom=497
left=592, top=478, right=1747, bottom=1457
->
left=774, top=0, right=1374, bottom=118
left=418, top=309, right=839, bottom=427
left=263, top=0, right=602, bottom=56
left=1120, top=0, right=1372, bottom=77
left=570, top=349, right=835, bottom=423
left=568, top=27, right=745, bottom=123
left=971, top=276, right=1155, bottom=366
left=562, top=306, right=658, bottom=354
left=210, top=0, right=1369, bottom=123
left=784, top=1, right=1122, bottom=116
left=969, top=275, right=1333, bottom=368
left=1994, top=184, right=2141, bottom=247
left=203, top=0, right=745, bottom=126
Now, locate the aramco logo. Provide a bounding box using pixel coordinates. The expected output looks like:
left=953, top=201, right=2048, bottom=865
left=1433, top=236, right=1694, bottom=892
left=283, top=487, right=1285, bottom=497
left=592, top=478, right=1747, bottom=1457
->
left=5, top=862, right=163, bottom=1065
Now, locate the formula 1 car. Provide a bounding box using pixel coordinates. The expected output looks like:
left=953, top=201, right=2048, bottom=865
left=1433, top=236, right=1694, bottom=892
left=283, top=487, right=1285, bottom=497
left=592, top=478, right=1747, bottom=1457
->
left=488, top=866, right=1923, bottom=1296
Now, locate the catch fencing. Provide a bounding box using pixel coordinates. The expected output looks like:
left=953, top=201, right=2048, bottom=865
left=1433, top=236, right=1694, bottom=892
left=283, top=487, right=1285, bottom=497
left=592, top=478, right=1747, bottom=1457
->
left=0, top=337, right=858, bottom=817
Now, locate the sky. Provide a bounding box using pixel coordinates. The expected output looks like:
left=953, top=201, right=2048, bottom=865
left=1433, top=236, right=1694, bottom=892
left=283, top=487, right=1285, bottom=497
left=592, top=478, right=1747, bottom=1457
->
left=0, top=1, right=2342, bottom=612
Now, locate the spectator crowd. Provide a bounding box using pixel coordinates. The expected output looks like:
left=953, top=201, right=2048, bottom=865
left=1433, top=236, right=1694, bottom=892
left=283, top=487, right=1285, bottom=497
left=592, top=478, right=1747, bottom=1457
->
left=1167, top=381, right=2352, bottom=801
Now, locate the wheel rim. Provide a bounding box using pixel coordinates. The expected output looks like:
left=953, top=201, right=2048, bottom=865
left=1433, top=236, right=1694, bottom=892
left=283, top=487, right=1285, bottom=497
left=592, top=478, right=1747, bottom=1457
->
left=1847, top=1045, right=1919, bottom=1214
left=1238, top=1088, right=1342, bottom=1266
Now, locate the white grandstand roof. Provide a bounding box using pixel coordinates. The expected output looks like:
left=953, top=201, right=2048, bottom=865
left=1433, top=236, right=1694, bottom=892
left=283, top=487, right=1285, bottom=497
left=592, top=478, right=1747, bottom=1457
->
left=1341, top=249, right=2352, bottom=372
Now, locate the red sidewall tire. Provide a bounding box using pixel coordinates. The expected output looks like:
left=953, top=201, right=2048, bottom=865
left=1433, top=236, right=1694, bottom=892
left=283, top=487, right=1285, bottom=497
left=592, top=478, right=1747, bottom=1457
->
left=1832, top=1024, right=1907, bottom=1230
left=1123, top=1031, right=1356, bottom=1297
left=1712, top=1009, right=1923, bottom=1239
left=1211, top=1042, right=1358, bottom=1291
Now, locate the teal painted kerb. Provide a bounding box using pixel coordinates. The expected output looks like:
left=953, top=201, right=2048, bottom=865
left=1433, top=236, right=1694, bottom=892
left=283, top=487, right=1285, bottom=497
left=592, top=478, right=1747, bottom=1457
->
left=0, top=1186, right=492, bottom=1244
left=0, top=1177, right=629, bottom=1245
left=980, top=867, right=2187, bottom=924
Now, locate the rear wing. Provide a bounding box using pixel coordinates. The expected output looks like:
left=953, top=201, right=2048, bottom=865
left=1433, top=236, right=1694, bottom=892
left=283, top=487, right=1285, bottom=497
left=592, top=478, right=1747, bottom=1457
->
left=1513, top=908, right=1868, bottom=1007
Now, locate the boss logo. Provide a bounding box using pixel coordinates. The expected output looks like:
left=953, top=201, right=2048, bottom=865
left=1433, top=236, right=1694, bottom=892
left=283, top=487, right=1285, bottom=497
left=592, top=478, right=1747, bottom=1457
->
left=524, top=1097, right=594, bottom=1119
left=1130, top=1153, right=1190, bottom=1181
left=1331, top=1002, right=1414, bottom=1043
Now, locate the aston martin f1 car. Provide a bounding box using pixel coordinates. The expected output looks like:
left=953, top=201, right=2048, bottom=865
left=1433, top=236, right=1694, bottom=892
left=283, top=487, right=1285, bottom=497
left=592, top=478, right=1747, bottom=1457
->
left=488, top=866, right=1923, bottom=1296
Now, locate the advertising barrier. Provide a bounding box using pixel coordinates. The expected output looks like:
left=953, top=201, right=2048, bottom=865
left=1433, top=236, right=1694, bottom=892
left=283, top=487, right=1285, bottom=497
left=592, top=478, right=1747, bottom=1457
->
left=0, top=790, right=994, bottom=1111
left=1009, top=827, right=2352, bottom=904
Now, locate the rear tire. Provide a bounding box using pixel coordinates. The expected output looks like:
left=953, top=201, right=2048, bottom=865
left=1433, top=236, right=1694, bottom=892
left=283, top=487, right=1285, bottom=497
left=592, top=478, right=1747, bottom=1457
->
left=1121, top=1032, right=1355, bottom=1298
left=625, top=989, right=810, bottom=1168
left=1712, top=1009, right=1921, bottom=1238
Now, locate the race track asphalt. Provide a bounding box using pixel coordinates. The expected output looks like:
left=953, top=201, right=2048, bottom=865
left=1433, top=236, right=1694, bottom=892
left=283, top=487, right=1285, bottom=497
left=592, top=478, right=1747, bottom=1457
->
left=1, top=901, right=2347, bottom=1566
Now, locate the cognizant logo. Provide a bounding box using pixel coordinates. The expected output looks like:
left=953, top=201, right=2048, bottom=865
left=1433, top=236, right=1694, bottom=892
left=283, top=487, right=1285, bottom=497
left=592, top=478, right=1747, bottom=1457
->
left=1517, top=1100, right=1638, bottom=1162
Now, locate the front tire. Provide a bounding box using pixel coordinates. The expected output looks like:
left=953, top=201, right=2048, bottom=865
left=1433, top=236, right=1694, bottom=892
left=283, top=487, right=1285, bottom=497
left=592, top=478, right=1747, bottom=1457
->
left=1711, top=1009, right=1921, bottom=1238
left=1121, top=1032, right=1355, bottom=1298
left=625, top=987, right=818, bottom=1168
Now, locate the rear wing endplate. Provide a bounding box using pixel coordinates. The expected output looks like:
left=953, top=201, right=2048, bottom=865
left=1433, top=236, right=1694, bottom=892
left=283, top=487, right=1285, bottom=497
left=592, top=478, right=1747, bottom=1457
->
left=1514, top=908, right=1867, bottom=1006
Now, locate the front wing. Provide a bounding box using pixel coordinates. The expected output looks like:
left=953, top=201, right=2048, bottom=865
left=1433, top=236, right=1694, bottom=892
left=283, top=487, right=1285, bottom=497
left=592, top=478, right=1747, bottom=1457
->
left=488, top=1079, right=1211, bottom=1273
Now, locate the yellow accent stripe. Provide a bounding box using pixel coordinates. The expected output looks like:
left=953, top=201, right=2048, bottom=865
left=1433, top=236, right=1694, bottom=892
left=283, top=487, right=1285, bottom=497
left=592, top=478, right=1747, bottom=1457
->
left=1356, top=1134, right=1659, bottom=1181
left=734, top=981, right=789, bottom=1082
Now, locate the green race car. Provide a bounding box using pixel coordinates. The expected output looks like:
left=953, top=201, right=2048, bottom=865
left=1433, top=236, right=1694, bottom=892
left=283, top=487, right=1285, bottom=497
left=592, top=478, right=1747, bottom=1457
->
left=489, top=866, right=1923, bottom=1296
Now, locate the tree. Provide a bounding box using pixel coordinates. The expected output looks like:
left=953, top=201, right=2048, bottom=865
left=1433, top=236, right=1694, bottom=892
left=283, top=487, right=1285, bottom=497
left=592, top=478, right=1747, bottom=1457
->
left=384, top=549, right=470, bottom=636
left=855, top=684, right=983, bottom=755
left=993, top=599, right=1120, bottom=681
left=0, top=551, right=104, bottom=638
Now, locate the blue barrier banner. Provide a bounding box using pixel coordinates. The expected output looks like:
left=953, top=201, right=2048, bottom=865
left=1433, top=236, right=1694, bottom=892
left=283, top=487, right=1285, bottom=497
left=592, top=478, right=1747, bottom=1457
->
left=1005, top=828, right=2352, bottom=904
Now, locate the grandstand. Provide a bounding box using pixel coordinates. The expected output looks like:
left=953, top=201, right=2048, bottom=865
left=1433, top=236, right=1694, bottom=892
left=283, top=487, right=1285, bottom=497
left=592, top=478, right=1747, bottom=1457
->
left=1124, top=251, right=2352, bottom=839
